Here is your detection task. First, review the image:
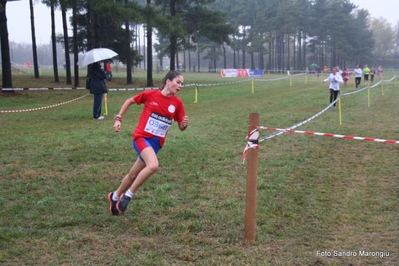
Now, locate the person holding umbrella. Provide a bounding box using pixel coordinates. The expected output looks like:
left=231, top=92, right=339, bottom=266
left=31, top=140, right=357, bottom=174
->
left=89, top=62, right=107, bottom=119
left=79, top=48, right=118, bottom=120
left=310, top=63, right=317, bottom=75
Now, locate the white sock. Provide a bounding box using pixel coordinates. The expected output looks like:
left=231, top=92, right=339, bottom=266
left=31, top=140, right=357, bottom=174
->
left=112, top=192, right=119, bottom=201
left=125, top=189, right=134, bottom=198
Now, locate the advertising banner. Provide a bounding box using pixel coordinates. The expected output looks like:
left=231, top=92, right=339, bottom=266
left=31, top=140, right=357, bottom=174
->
left=221, top=69, right=263, bottom=77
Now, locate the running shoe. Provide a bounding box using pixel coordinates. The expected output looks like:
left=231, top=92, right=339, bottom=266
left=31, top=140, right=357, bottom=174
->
left=116, top=193, right=131, bottom=214
left=108, top=192, right=119, bottom=216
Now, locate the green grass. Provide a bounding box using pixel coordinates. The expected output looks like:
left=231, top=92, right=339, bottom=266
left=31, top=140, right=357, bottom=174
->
left=0, top=72, right=398, bottom=265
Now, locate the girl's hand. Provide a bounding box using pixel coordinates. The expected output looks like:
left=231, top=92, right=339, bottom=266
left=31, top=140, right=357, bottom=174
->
left=182, top=116, right=189, bottom=127
left=114, top=120, right=121, bottom=132
left=179, top=116, right=189, bottom=130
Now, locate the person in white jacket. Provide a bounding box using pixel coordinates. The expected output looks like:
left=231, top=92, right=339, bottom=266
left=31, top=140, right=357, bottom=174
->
left=323, top=67, right=344, bottom=110
left=354, top=64, right=362, bottom=88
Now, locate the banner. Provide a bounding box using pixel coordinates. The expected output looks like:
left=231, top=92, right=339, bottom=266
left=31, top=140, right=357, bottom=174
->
left=221, top=69, right=263, bottom=77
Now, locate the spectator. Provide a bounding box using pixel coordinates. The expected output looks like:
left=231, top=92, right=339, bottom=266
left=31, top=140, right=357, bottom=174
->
left=354, top=64, right=362, bottom=88
left=89, top=62, right=107, bottom=120
left=370, top=67, right=376, bottom=83
left=363, top=65, right=370, bottom=85
left=343, top=68, right=350, bottom=86
left=105, top=61, right=112, bottom=81
left=323, top=67, right=343, bottom=111
left=377, top=65, right=383, bottom=79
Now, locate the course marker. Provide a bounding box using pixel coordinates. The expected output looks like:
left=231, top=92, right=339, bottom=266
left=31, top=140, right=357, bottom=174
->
left=258, top=126, right=399, bottom=144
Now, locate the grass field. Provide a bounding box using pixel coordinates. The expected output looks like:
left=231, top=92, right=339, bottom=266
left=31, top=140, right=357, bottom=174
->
left=0, top=72, right=398, bottom=265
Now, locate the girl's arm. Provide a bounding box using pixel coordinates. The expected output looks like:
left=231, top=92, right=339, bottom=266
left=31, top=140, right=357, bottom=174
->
left=113, top=98, right=136, bottom=132
left=336, top=74, right=344, bottom=83
left=118, top=97, right=136, bottom=115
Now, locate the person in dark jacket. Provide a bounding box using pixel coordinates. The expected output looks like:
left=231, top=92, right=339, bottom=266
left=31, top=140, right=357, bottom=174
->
left=89, top=62, right=107, bottom=120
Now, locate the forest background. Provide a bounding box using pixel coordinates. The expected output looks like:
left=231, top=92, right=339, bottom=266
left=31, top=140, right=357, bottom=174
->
left=1, top=0, right=399, bottom=89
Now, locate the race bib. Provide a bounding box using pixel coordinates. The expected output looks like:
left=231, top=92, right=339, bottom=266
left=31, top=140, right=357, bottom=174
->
left=144, top=113, right=172, bottom=137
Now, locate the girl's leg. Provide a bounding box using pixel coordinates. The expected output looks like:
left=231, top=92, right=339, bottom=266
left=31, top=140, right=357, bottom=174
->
left=115, top=157, right=146, bottom=197
left=333, top=90, right=339, bottom=106
left=329, top=89, right=334, bottom=103
left=109, top=158, right=146, bottom=216
left=117, top=138, right=160, bottom=195
left=93, top=94, right=103, bottom=118
left=112, top=147, right=159, bottom=214
left=110, top=138, right=161, bottom=214
left=129, top=147, right=159, bottom=193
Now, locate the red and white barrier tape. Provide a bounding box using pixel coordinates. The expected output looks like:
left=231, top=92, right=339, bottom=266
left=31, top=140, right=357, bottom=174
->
left=0, top=94, right=89, bottom=113
left=259, top=126, right=399, bottom=144
left=242, top=129, right=260, bottom=163
left=242, top=126, right=398, bottom=162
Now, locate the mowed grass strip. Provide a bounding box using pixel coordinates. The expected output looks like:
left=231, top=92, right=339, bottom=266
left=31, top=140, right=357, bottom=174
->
left=0, top=72, right=398, bottom=265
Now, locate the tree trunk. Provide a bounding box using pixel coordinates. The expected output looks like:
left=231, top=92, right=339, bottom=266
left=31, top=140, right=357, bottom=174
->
left=143, top=27, right=146, bottom=69
left=268, top=32, right=272, bottom=70
left=197, top=49, right=200, bottom=72
left=125, top=20, right=132, bottom=84
left=233, top=35, right=237, bottom=69
left=146, top=0, right=153, bottom=86
left=188, top=49, right=191, bottom=71
left=293, top=34, right=296, bottom=71
left=241, top=28, right=246, bottom=68
left=213, top=47, right=216, bottom=72
left=242, top=36, right=246, bottom=68
left=0, top=0, right=13, bottom=89
left=176, top=51, right=179, bottom=70
left=50, top=4, right=59, bottom=82
left=29, top=0, right=39, bottom=78
left=87, top=4, right=93, bottom=50
left=124, top=0, right=132, bottom=84
left=170, top=34, right=177, bottom=71
left=303, top=33, right=307, bottom=70
left=297, top=31, right=302, bottom=70
left=287, top=34, right=290, bottom=70
left=61, top=5, right=71, bottom=84
left=169, top=0, right=176, bottom=70
left=222, top=44, right=226, bottom=69
left=72, top=5, right=79, bottom=87
left=183, top=50, right=186, bottom=71
left=259, top=50, right=264, bottom=70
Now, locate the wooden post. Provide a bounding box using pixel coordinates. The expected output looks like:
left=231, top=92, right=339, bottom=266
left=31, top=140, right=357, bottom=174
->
left=244, top=113, right=259, bottom=243
left=338, top=98, right=342, bottom=125
left=104, top=94, right=108, bottom=115
left=194, top=82, right=198, bottom=103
